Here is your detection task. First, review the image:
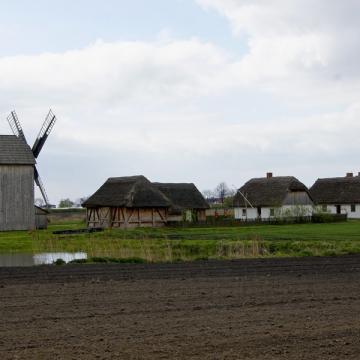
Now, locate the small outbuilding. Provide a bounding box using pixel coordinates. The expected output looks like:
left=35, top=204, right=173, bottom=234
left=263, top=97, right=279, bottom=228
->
left=310, top=172, right=360, bottom=219
left=153, top=183, right=209, bottom=222
left=0, top=135, right=36, bottom=231
left=35, top=206, right=48, bottom=229
left=83, top=176, right=172, bottom=228
left=233, top=173, right=313, bottom=221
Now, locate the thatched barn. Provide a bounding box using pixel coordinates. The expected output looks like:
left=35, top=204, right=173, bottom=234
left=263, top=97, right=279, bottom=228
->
left=153, top=183, right=209, bottom=222
left=310, top=173, right=360, bottom=218
left=0, top=135, right=36, bottom=231
left=83, top=176, right=172, bottom=228
left=233, top=173, right=313, bottom=220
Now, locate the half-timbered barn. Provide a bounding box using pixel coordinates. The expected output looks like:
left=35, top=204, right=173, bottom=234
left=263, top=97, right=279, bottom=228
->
left=233, top=173, right=313, bottom=221
left=153, top=183, right=209, bottom=222
left=83, top=176, right=172, bottom=228
left=0, top=135, right=36, bottom=231
left=310, top=173, right=360, bottom=219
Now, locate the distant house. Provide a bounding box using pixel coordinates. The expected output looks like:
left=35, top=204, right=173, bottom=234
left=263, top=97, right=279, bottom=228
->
left=153, top=183, right=209, bottom=222
left=310, top=173, right=360, bottom=219
left=83, top=176, right=171, bottom=228
left=0, top=135, right=36, bottom=231
left=233, top=173, right=313, bottom=221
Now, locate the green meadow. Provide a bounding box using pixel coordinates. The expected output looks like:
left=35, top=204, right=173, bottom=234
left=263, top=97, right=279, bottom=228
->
left=1, top=220, right=360, bottom=262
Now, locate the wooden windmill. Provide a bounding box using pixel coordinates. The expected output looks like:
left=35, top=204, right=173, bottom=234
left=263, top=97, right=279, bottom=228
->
left=7, top=110, right=57, bottom=208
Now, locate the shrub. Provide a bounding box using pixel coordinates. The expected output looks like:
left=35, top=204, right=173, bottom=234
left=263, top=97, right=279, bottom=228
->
left=53, top=258, right=66, bottom=265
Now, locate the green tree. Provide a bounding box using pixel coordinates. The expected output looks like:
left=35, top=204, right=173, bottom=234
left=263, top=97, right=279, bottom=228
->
left=58, top=198, right=74, bottom=208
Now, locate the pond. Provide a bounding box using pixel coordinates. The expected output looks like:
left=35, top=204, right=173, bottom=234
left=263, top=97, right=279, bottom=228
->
left=0, top=252, right=87, bottom=267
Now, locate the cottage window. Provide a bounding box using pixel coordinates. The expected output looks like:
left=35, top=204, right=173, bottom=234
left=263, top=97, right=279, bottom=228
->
left=242, top=209, right=246, bottom=217
left=322, top=205, right=327, bottom=212
left=270, top=208, right=275, bottom=217
left=351, top=204, right=356, bottom=212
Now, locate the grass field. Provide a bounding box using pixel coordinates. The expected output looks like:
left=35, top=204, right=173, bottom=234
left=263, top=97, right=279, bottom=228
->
left=1, top=220, right=360, bottom=262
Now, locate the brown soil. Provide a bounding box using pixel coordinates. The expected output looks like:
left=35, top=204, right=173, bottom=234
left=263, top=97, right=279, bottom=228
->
left=1, top=256, right=360, bottom=359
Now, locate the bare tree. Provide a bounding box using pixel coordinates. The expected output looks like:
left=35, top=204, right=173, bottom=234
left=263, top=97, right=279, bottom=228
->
left=202, top=189, right=214, bottom=200
left=35, top=198, right=45, bottom=207
left=75, top=196, right=89, bottom=207
left=215, top=182, right=230, bottom=204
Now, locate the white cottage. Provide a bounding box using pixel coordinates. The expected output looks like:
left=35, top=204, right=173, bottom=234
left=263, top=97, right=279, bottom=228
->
left=233, top=173, right=313, bottom=221
left=310, top=173, right=360, bottom=219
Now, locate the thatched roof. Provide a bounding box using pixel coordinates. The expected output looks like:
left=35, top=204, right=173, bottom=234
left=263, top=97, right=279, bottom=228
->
left=83, top=176, right=172, bottom=208
left=0, top=135, right=35, bottom=165
left=233, top=176, right=310, bottom=207
left=153, top=183, right=209, bottom=212
left=310, top=176, right=360, bottom=204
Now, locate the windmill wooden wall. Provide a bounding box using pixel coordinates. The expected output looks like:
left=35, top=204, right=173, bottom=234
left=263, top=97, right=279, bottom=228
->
left=0, top=165, right=35, bottom=231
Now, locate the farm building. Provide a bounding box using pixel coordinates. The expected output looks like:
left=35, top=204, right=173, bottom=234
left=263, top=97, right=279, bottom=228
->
left=233, top=173, right=313, bottom=221
left=0, top=135, right=36, bottom=231
left=83, top=176, right=172, bottom=228
left=35, top=206, right=48, bottom=229
left=83, top=176, right=209, bottom=228
left=153, top=183, right=209, bottom=222
left=310, top=173, right=360, bottom=219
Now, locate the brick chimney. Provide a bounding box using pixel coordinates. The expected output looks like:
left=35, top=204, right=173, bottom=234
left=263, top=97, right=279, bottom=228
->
left=346, top=172, right=353, bottom=177
left=266, top=172, right=273, bottom=178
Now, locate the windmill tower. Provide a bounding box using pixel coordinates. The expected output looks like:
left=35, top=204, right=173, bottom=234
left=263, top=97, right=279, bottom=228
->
left=7, top=110, right=57, bottom=208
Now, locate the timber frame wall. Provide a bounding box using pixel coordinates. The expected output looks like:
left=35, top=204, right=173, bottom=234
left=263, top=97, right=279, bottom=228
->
left=86, top=207, right=168, bottom=228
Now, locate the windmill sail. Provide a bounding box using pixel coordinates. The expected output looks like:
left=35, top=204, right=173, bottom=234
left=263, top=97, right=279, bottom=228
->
left=34, top=167, right=50, bottom=207
left=32, top=109, right=57, bottom=158
left=6, top=111, right=27, bottom=143
left=6, top=109, right=56, bottom=208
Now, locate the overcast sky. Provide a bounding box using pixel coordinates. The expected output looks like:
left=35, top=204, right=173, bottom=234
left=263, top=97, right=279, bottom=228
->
left=1, top=0, right=360, bottom=204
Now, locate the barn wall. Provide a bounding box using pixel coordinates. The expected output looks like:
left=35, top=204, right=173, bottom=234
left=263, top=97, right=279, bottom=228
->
left=168, top=214, right=183, bottom=222
left=197, top=210, right=206, bottom=221
left=283, top=191, right=313, bottom=206
left=35, top=207, right=48, bottom=230
left=35, top=214, right=48, bottom=229
left=0, top=165, right=35, bottom=231
left=86, top=207, right=168, bottom=228
left=168, top=209, right=207, bottom=222
left=206, top=208, right=234, bottom=217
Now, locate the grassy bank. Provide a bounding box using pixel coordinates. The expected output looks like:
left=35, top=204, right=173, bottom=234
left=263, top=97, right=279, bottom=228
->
left=1, top=221, right=360, bottom=261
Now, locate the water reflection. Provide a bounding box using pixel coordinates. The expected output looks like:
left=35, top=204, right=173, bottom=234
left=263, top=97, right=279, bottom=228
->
left=0, top=252, right=87, bottom=267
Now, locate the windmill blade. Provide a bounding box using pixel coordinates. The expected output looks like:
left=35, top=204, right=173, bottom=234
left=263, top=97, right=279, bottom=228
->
left=34, top=166, right=50, bottom=207
left=6, top=111, right=27, bottom=143
left=32, top=109, right=57, bottom=158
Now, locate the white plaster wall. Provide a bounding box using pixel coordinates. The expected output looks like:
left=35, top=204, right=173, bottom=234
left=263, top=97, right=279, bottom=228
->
left=234, top=207, right=258, bottom=220
left=261, top=208, right=271, bottom=219
left=324, top=204, right=360, bottom=219
left=234, top=205, right=313, bottom=220
left=234, top=207, right=275, bottom=220
left=281, top=205, right=313, bottom=217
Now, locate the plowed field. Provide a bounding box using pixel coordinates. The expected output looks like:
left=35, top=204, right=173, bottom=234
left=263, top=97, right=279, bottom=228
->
left=1, top=256, right=360, bottom=359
